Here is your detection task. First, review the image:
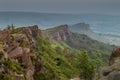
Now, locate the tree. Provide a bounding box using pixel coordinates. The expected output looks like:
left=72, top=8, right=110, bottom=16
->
left=79, top=51, right=95, bottom=80
left=7, top=25, right=11, bottom=30
left=11, top=24, right=15, bottom=30
left=7, top=24, right=15, bottom=30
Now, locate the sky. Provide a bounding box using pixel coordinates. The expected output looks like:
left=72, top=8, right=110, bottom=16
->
left=0, top=0, right=120, bottom=15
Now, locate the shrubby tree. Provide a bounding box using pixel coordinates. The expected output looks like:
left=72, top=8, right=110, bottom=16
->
left=7, top=24, right=15, bottom=30
left=79, top=51, right=95, bottom=80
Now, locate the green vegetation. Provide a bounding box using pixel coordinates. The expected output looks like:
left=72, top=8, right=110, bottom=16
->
left=0, top=73, right=13, bottom=80
left=33, top=32, right=97, bottom=80
left=3, top=60, right=25, bottom=74
left=0, top=25, right=114, bottom=80
left=6, top=24, right=15, bottom=30
left=0, top=60, right=25, bottom=80
left=32, top=28, right=115, bottom=80
left=79, top=51, right=95, bottom=80
left=33, top=32, right=79, bottom=80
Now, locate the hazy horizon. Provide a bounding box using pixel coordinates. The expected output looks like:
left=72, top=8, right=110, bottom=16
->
left=0, top=0, right=120, bottom=15
left=0, top=12, right=120, bottom=36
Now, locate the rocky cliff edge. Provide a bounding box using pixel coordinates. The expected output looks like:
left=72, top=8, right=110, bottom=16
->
left=0, top=25, right=45, bottom=80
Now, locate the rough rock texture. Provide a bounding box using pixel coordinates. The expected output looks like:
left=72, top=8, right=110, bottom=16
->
left=0, top=30, right=10, bottom=41
left=0, top=25, right=44, bottom=80
left=42, top=24, right=72, bottom=42
left=94, top=47, right=120, bottom=80
left=109, top=48, right=120, bottom=65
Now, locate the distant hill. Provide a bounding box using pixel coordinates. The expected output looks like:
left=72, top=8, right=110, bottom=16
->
left=69, top=23, right=91, bottom=32
left=0, top=11, right=120, bottom=45
left=42, top=24, right=115, bottom=53
left=69, top=23, right=109, bottom=44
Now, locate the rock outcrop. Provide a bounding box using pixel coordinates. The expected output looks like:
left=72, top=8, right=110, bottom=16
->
left=42, top=24, right=72, bottom=42
left=0, top=25, right=44, bottom=80
left=94, top=47, right=120, bottom=80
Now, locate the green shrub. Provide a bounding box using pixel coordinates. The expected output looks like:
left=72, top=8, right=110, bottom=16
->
left=0, top=73, right=13, bottom=80
left=3, top=60, right=25, bottom=74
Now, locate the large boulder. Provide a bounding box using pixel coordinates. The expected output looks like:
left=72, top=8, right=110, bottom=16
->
left=8, top=47, right=23, bottom=59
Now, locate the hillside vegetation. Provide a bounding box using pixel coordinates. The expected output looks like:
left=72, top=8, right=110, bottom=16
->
left=0, top=25, right=96, bottom=80
left=42, top=24, right=115, bottom=66
left=0, top=24, right=115, bottom=80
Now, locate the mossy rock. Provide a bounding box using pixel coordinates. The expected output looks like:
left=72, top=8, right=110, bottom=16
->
left=20, top=41, right=28, bottom=47
left=0, top=52, right=3, bottom=60
left=11, top=34, right=16, bottom=37
left=0, top=43, right=3, bottom=51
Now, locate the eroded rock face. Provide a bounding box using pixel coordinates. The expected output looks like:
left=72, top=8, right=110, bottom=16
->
left=109, top=48, right=120, bottom=65
left=0, top=30, right=10, bottom=41
left=0, top=25, right=44, bottom=80
left=94, top=47, right=120, bottom=80
left=21, top=25, right=39, bottom=39
left=42, top=24, right=72, bottom=42
left=53, top=25, right=71, bottom=41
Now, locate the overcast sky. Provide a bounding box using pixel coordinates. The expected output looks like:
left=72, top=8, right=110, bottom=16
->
left=0, top=0, right=120, bottom=15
